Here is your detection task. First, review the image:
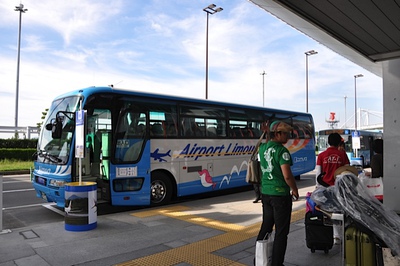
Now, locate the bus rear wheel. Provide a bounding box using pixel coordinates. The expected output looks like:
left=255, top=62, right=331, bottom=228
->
left=150, top=172, right=172, bottom=206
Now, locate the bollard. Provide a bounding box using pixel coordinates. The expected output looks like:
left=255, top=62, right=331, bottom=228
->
left=0, top=175, right=12, bottom=234
left=64, top=182, right=97, bottom=231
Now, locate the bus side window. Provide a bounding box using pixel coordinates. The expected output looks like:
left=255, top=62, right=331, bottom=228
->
left=151, top=122, right=164, bottom=137
left=193, top=122, right=204, bottom=137
left=292, top=129, right=299, bottom=139
left=251, top=127, right=261, bottom=138
left=232, top=127, right=243, bottom=138
left=136, top=124, right=145, bottom=136
left=181, top=118, right=193, bottom=137
left=124, top=122, right=136, bottom=138
left=241, top=127, right=253, bottom=138
left=207, top=126, right=217, bottom=137
left=216, top=120, right=226, bottom=137
left=293, top=126, right=304, bottom=138
left=166, top=123, right=177, bottom=137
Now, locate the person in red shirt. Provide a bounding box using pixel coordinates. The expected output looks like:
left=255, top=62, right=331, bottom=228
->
left=316, top=133, right=350, bottom=187
left=315, top=132, right=350, bottom=244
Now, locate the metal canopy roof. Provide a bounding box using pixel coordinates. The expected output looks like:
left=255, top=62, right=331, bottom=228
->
left=249, top=0, right=400, bottom=77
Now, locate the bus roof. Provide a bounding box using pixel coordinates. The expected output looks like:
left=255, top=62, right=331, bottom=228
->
left=54, top=86, right=312, bottom=117
left=318, top=128, right=383, bottom=135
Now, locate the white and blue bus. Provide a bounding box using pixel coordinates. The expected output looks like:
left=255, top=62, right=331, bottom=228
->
left=317, top=128, right=383, bottom=167
left=32, top=86, right=316, bottom=207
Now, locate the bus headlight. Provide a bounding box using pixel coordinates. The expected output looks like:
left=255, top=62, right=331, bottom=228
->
left=49, top=179, right=66, bottom=187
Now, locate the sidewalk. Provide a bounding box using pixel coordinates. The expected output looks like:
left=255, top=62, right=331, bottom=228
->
left=0, top=184, right=342, bottom=266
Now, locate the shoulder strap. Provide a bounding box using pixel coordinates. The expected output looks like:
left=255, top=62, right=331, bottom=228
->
left=250, top=120, right=272, bottom=160
left=251, top=131, right=266, bottom=160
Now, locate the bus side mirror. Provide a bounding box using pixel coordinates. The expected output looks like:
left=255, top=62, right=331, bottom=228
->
left=45, top=117, right=63, bottom=139
left=51, top=118, right=63, bottom=139
left=45, top=123, right=53, bottom=130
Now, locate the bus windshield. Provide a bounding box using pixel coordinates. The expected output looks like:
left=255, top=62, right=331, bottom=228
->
left=37, top=96, right=81, bottom=164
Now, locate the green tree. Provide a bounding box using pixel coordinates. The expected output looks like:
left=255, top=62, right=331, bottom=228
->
left=37, top=108, right=49, bottom=134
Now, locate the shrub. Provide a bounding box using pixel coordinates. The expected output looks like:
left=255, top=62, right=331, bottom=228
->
left=0, top=148, right=36, bottom=161
left=0, top=138, right=38, bottom=148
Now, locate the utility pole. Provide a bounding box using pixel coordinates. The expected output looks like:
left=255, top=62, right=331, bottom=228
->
left=203, top=4, right=223, bottom=99
left=260, top=71, right=266, bottom=107
left=305, top=50, right=318, bottom=112
left=14, top=3, right=28, bottom=130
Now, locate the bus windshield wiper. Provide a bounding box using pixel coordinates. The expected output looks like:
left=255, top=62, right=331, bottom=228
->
left=38, top=150, right=62, bottom=163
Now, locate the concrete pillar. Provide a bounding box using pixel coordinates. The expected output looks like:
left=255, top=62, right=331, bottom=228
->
left=382, top=58, right=400, bottom=213
left=0, top=175, right=2, bottom=231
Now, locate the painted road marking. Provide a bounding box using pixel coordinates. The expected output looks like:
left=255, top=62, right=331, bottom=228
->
left=3, top=188, right=35, bottom=193
left=115, top=205, right=305, bottom=266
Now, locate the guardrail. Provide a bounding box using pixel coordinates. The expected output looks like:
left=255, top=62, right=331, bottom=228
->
left=0, top=126, right=39, bottom=139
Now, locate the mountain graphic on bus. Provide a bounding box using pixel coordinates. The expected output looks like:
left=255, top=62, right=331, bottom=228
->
left=150, top=149, right=171, bottom=162
left=219, top=161, right=247, bottom=188
left=198, top=169, right=217, bottom=189
left=65, top=196, right=89, bottom=215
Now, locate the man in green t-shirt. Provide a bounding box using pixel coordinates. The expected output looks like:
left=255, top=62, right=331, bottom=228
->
left=256, top=121, right=299, bottom=266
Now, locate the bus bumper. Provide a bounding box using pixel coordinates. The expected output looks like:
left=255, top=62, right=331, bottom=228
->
left=33, top=183, right=66, bottom=208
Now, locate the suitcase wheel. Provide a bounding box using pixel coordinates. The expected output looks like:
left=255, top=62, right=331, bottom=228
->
left=311, top=248, right=315, bottom=253
left=324, top=248, right=329, bottom=254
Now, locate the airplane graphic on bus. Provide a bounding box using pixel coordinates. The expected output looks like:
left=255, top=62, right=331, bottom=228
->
left=150, top=149, right=171, bottom=162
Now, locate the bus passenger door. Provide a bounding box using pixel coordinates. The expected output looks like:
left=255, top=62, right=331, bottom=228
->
left=110, top=111, right=151, bottom=206
left=98, top=131, right=112, bottom=201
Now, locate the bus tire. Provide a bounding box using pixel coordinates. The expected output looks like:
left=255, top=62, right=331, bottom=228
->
left=295, top=175, right=301, bottom=180
left=150, top=172, right=173, bottom=206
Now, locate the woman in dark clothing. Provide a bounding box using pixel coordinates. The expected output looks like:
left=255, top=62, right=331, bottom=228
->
left=371, top=139, right=383, bottom=178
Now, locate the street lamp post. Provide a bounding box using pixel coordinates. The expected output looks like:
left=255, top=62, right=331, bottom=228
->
left=260, top=70, right=266, bottom=106
left=203, top=4, right=223, bottom=100
left=15, top=3, right=28, bottom=129
left=305, top=50, right=318, bottom=113
left=354, top=74, right=363, bottom=158
left=354, top=74, right=363, bottom=131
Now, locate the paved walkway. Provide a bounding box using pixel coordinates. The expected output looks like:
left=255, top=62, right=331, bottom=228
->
left=0, top=177, right=349, bottom=266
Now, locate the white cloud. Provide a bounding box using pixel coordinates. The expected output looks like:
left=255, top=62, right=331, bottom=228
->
left=0, top=0, right=383, bottom=138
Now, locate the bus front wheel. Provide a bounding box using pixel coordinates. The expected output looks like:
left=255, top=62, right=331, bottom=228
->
left=150, top=172, right=172, bottom=206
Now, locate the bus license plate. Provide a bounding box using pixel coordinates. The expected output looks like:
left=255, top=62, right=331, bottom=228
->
left=37, top=177, right=46, bottom=185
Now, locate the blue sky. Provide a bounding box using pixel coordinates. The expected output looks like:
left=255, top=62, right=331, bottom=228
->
left=0, top=0, right=383, bottom=138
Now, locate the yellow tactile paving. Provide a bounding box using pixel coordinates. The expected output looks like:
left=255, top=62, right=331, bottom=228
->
left=133, top=205, right=190, bottom=218
left=115, top=206, right=306, bottom=266
left=151, top=207, right=246, bottom=232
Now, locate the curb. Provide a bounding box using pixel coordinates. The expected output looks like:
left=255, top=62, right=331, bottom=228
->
left=0, top=170, right=30, bottom=176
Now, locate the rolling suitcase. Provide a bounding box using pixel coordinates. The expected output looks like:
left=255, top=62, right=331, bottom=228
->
left=305, top=211, right=333, bottom=254
left=345, top=225, right=383, bottom=266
